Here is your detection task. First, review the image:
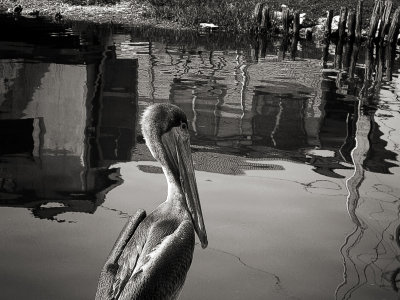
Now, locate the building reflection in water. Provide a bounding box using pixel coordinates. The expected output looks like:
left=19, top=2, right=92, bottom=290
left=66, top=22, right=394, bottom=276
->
left=0, top=19, right=138, bottom=221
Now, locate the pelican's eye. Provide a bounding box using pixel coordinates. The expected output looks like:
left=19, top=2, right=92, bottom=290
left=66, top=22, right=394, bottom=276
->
left=181, top=123, right=188, bottom=130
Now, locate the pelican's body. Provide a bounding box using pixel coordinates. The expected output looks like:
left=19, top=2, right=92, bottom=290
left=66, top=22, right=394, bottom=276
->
left=96, top=103, right=207, bottom=300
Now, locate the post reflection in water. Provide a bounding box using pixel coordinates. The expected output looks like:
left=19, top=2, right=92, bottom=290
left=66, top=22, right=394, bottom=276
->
left=335, top=41, right=400, bottom=299
left=1, top=16, right=400, bottom=299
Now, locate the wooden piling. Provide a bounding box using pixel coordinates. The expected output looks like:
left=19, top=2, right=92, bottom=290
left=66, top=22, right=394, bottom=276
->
left=347, top=10, right=356, bottom=41
left=338, top=7, right=348, bottom=41
left=253, top=2, right=264, bottom=26
left=279, top=36, right=289, bottom=60
left=349, top=42, right=360, bottom=78
left=260, top=4, right=271, bottom=30
left=365, top=46, right=374, bottom=80
left=324, top=10, right=334, bottom=40
left=355, top=0, right=363, bottom=40
left=360, top=46, right=374, bottom=97
left=293, top=11, right=300, bottom=38
left=342, top=41, right=353, bottom=71
left=378, top=0, right=392, bottom=43
left=260, top=36, right=268, bottom=58
left=322, top=41, right=330, bottom=68
left=291, top=35, right=299, bottom=60
left=334, top=6, right=348, bottom=70
left=335, top=42, right=344, bottom=69
left=385, top=44, right=394, bottom=80
left=387, top=7, right=400, bottom=44
left=282, top=7, right=290, bottom=35
left=251, top=37, right=260, bottom=61
left=368, top=0, right=383, bottom=43
left=376, top=44, right=384, bottom=83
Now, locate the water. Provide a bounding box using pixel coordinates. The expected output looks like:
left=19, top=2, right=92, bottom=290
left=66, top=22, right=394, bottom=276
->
left=1, top=15, right=400, bottom=299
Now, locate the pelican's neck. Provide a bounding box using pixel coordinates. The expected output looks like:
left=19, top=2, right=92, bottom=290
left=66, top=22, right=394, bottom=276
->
left=162, top=166, right=184, bottom=203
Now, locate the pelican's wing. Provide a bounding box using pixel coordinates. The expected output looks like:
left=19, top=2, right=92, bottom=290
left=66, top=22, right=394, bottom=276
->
left=95, top=209, right=146, bottom=300
left=117, top=220, right=195, bottom=300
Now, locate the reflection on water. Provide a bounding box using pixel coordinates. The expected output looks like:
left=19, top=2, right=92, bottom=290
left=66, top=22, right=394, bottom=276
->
left=0, top=18, right=137, bottom=220
left=1, top=15, right=400, bottom=299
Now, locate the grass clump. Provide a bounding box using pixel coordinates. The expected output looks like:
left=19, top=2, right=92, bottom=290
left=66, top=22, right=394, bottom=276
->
left=63, top=0, right=120, bottom=4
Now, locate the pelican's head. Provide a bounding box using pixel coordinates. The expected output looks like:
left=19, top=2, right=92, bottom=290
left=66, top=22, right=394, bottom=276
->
left=141, top=103, right=208, bottom=248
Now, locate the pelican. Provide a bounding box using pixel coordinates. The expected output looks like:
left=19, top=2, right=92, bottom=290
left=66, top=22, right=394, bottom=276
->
left=96, top=103, right=208, bottom=300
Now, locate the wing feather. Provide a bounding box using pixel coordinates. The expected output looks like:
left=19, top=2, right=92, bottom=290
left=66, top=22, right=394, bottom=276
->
left=119, top=220, right=195, bottom=300
left=95, top=209, right=146, bottom=300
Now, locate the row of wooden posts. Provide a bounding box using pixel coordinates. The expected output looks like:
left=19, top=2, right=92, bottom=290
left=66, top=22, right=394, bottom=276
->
left=253, top=0, right=400, bottom=46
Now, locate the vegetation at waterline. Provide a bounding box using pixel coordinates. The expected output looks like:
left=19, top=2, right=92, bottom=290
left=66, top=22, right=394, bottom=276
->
left=146, top=0, right=400, bottom=30
left=2, top=0, right=400, bottom=31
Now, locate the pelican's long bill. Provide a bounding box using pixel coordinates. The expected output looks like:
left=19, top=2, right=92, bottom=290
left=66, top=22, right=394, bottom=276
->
left=161, top=125, right=208, bottom=248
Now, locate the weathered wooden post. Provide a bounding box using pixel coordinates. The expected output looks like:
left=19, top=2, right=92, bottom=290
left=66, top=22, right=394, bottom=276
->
left=349, top=42, right=360, bottom=78
left=252, top=2, right=265, bottom=34
left=259, top=36, right=268, bottom=58
left=361, top=45, right=375, bottom=97
left=290, top=11, right=300, bottom=60
left=335, top=7, right=348, bottom=69
left=260, top=4, right=271, bottom=31
left=280, top=36, right=289, bottom=60
left=251, top=36, right=260, bottom=61
left=374, top=44, right=386, bottom=84
left=322, top=41, right=330, bottom=68
left=324, top=10, right=334, bottom=40
left=293, top=11, right=300, bottom=38
left=335, top=43, right=344, bottom=69
left=347, top=10, right=356, bottom=41
left=291, top=33, right=299, bottom=60
left=355, top=0, right=363, bottom=40
left=387, top=6, right=400, bottom=45
left=282, top=7, right=290, bottom=35
left=385, top=44, right=394, bottom=80
left=368, top=0, right=383, bottom=43
left=253, top=2, right=264, bottom=25
left=342, top=41, right=353, bottom=72
left=338, top=7, right=348, bottom=41
left=378, top=0, right=392, bottom=43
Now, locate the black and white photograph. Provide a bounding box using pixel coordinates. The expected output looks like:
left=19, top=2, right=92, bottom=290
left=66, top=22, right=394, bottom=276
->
left=1, top=0, right=400, bottom=299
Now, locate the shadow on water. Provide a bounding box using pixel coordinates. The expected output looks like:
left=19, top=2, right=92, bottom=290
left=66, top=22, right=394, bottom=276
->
left=1, top=14, right=400, bottom=298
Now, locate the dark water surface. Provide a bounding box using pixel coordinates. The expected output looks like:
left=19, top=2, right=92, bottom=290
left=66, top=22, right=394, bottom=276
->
left=1, top=15, right=400, bottom=299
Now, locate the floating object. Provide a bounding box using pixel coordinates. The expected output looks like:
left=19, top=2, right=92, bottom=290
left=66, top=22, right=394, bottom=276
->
left=199, top=23, right=219, bottom=32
